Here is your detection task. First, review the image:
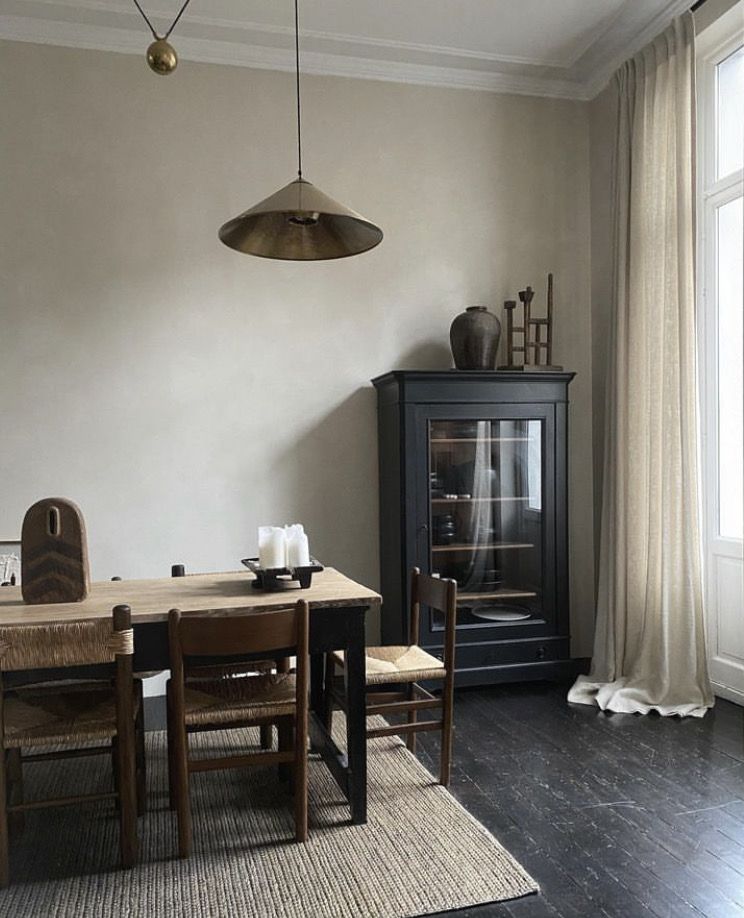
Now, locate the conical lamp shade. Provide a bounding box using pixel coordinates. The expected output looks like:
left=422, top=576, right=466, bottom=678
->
left=218, top=178, right=383, bottom=260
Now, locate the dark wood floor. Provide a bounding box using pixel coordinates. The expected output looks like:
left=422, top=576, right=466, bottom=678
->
left=415, top=682, right=744, bottom=918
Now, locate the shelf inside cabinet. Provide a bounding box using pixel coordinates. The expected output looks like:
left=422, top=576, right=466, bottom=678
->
left=431, top=497, right=530, bottom=505
left=430, top=437, right=531, bottom=445
left=457, top=589, right=538, bottom=601
left=431, top=542, right=534, bottom=552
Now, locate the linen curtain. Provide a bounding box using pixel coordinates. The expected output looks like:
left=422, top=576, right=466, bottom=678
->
left=569, top=13, right=714, bottom=717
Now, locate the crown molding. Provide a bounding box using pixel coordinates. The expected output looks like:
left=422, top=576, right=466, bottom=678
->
left=0, top=14, right=589, bottom=99
left=0, top=0, right=695, bottom=102
left=6, top=0, right=590, bottom=69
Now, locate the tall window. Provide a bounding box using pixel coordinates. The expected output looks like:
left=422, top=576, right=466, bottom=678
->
left=712, top=44, right=744, bottom=539
left=697, top=5, right=744, bottom=701
left=699, top=24, right=743, bottom=542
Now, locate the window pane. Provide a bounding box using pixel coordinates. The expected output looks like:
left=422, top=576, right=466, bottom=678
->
left=717, top=46, right=744, bottom=179
left=717, top=194, right=743, bottom=540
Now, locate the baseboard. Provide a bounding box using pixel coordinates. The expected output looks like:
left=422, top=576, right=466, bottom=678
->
left=712, top=681, right=744, bottom=707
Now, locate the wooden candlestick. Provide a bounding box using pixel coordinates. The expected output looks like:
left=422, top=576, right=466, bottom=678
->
left=499, top=273, right=562, bottom=371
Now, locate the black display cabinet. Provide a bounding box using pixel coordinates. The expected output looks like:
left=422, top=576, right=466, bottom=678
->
left=372, top=370, right=576, bottom=685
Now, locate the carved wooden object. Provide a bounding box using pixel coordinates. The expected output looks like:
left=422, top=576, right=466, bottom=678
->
left=21, top=498, right=90, bottom=604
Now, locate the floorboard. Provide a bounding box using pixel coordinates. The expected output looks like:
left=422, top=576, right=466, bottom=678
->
left=416, top=682, right=744, bottom=918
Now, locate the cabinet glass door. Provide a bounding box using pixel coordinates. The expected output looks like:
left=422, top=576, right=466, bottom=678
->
left=428, top=418, right=544, bottom=629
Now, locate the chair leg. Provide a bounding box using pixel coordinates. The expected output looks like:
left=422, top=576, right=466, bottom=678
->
left=165, top=679, right=192, bottom=857
left=440, top=675, right=455, bottom=787
left=0, top=750, right=9, bottom=888
left=260, top=724, right=273, bottom=750
left=135, top=683, right=147, bottom=816
left=166, top=684, right=176, bottom=811
left=294, top=713, right=308, bottom=843
left=111, top=736, right=120, bottom=808
left=173, top=718, right=192, bottom=858
left=116, top=714, right=138, bottom=868
left=322, top=653, right=335, bottom=733
left=406, top=683, right=417, bottom=753
left=6, top=749, right=24, bottom=838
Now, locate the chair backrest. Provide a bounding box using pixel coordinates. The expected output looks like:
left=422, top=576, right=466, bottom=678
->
left=168, top=603, right=310, bottom=685
left=0, top=605, right=135, bottom=746
left=170, top=607, right=301, bottom=657
left=409, top=568, right=458, bottom=667
left=0, top=605, right=134, bottom=673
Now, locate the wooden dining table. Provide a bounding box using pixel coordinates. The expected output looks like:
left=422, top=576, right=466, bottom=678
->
left=0, top=567, right=381, bottom=825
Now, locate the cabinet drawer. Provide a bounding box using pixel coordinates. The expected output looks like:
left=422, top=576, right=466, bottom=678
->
left=423, top=635, right=570, bottom=668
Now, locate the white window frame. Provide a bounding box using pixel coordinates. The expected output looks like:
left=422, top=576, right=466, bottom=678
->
left=696, top=3, right=744, bottom=704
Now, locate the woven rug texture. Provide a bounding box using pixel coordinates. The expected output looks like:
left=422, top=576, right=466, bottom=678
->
left=0, top=720, right=537, bottom=917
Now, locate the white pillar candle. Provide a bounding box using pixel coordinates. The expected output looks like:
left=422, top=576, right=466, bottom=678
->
left=258, top=526, right=287, bottom=569
left=286, top=524, right=311, bottom=568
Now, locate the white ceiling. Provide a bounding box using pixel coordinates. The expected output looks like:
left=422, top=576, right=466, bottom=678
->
left=0, top=0, right=693, bottom=98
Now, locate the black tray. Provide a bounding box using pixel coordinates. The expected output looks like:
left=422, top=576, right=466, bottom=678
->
left=241, top=557, right=324, bottom=591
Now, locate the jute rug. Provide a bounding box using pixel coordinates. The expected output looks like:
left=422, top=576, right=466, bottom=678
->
left=0, top=721, right=537, bottom=917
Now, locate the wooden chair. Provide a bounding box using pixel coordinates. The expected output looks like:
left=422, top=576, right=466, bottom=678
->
left=0, top=604, right=141, bottom=886
left=166, top=564, right=284, bottom=755
left=167, top=601, right=310, bottom=857
left=325, top=568, right=458, bottom=785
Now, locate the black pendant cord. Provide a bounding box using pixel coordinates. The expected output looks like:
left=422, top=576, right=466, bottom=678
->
left=132, top=0, right=194, bottom=41
left=295, top=0, right=303, bottom=180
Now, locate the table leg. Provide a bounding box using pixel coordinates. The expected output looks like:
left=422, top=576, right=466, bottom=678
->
left=309, top=652, right=325, bottom=751
left=344, top=633, right=368, bottom=825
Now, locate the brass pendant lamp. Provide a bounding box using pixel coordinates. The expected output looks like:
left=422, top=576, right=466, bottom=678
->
left=218, top=0, right=383, bottom=261
left=132, top=0, right=193, bottom=75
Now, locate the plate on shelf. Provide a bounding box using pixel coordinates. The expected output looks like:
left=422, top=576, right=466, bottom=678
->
left=468, top=604, right=531, bottom=622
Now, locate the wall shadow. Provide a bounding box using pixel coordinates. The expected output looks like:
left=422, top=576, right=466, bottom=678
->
left=393, top=341, right=453, bottom=370
left=275, top=387, right=381, bottom=639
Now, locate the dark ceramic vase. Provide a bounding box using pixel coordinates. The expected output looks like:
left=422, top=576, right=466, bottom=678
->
left=449, top=306, right=501, bottom=370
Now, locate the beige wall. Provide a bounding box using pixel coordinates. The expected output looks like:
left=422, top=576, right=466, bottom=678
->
left=0, top=40, right=594, bottom=653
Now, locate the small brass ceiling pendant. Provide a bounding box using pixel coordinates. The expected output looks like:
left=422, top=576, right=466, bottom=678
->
left=147, top=38, right=178, bottom=75
left=132, top=0, right=194, bottom=75
left=218, top=0, right=383, bottom=261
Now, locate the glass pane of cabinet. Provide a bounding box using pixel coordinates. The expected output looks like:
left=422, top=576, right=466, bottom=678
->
left=428, top=418, right=544, bottom=629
